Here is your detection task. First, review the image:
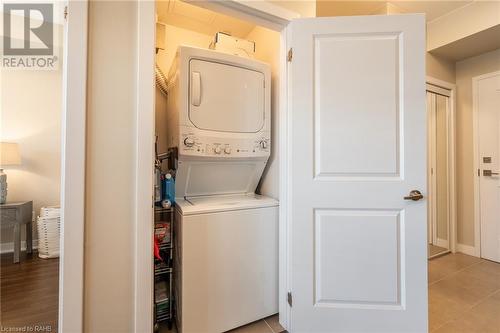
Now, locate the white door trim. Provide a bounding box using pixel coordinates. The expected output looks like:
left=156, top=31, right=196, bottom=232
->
left=134, top=2, right=293, bottom=332
left=472, top=70, right=500, bottom=258
left=426, top=76, right=457, bottom=254
left=134, top=1, right=156, bottom=333
left=279, top=25, right=291, bottom=330
left=59, top=1, right=88, bottom=332
left=427, top=92, right=438, bottom=246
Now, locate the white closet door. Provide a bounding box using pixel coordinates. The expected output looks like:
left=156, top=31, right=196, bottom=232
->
left=287, top=14, right=427, bottom=332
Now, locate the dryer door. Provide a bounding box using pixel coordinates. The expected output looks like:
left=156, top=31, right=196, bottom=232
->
left=189, top=59, right=265, bottom=133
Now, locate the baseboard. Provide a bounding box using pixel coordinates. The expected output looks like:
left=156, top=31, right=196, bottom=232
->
left=436, top=238, right=449, bottom=249
left=0, top=239, right=38, bottom=254
left=456, top=243, right=478, bottom=257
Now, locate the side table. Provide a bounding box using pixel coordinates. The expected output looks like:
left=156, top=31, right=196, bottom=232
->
left=0, top=201, right=33, bottom=263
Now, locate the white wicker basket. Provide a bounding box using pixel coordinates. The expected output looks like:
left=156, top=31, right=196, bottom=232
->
left=37, top=207, right=60, bottom=259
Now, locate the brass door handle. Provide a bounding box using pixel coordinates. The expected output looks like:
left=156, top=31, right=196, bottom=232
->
left=404, top=190, right=424, bottom=201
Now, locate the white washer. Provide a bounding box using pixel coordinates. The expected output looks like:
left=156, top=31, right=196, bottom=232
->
left=174, top=194, right=278, bottom=333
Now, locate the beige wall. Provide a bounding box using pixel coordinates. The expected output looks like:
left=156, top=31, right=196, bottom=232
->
left=85, top=1, right=137, bottom=331
left=0, top=40, right=63, bottom=248
left=427, top=1, right=500, bottom=51
left=156, top=24, right=213, bottom=78
left=316, top=1, right=382, bottom=17
left=270, top=0, right=316, bottom=18
left=455, top=48, right=500, bottom=246
left=155, top=86, right=168, bottom=156
left=427, top=52, right=455, bottom=83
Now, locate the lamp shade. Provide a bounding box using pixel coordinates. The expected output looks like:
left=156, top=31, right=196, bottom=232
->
left=0, top=142, right=21, bottom=166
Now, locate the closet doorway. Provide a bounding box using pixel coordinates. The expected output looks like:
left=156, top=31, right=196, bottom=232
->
left=426, top=79, right=456, bottom=259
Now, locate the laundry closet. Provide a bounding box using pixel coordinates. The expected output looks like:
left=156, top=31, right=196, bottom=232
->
left=153, top=1, right=281, bottom=332
left=146, top=2, right=430, bottom=332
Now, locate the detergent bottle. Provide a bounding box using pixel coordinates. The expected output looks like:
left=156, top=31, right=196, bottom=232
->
left=162, top=173, right=175, bottom=206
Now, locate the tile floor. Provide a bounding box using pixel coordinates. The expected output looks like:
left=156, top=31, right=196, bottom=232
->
left=161, top=253, right=500, bottom=333
left=429, top=244, right=449, bottom=257
left=429, top=253, right=500, bottom=332
left=227, top=315, right=285, bottom=333
left=160, top=315, right=284, bottom=333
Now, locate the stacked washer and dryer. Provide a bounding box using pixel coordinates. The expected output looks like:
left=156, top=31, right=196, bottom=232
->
left=165, top=46, right=278, bottom=333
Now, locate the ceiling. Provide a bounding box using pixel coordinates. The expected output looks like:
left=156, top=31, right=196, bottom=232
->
left=316, top=1, right=473, bottom=21
left=157, top=0, right=478, bottom=38
left=392, top=1, right=472, bottom=21
left=156, top=0, right=256, bottom=38
left=430, top=24, right=500, bottom=61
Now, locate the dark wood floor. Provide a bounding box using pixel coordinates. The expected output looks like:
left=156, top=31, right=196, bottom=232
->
left=1, top=251, right=59, bottom=332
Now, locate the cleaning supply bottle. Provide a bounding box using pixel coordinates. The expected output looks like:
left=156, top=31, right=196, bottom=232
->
left=163, top=173, right=175, bottom=205
left=154, top=168, right=162, bottom=206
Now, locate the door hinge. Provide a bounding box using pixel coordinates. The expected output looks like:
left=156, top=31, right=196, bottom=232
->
left=64, top=6, right=68, bottom=20
left=287, top=48, right=293, bottom=62
left=287, top=292, right=292, bottom=307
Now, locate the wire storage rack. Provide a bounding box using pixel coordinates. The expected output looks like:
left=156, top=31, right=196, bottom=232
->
left=154, top=206, right=174, bottom=331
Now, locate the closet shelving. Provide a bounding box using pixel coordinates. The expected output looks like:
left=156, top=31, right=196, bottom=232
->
left=154, top=206, right=174, bottom=330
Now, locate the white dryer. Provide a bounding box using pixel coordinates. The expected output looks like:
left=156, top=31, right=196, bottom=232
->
left=166, top=46, right=272, bottom=198
left=166, top=46, right=278, bottom=332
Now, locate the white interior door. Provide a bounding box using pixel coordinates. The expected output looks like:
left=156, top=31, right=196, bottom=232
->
left=287, top=14, right=427, bottom=332
left=477, top=72, right=500, bottom=263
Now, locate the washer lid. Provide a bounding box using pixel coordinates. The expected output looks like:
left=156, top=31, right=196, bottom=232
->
left=175, top=157, right=268, bottom=198
left=176, top=194, right=278, bottom=215
left=188, top=59, right=265, bottom=133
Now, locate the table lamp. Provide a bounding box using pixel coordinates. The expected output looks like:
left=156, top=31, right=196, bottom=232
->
left=0, top=142, right=21, bottom=204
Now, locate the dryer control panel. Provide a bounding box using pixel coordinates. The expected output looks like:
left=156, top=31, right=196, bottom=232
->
left=180, top=131, right=270, bottom=158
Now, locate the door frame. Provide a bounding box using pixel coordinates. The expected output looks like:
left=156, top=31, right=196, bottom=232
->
left=427, top=91, right=438, bottom=247
left=426, top=76, right=457, bottom=255
left=472, top=70, right=500, bottom=258
left=134, top=2, right=296, bottom=332
left=59, top=1, right=88, bottom=332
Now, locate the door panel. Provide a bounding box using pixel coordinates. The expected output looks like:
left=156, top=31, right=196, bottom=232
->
left=189, top=59, right=265, bottom=133
left=315, top=209, right=402, bottom=307
left=288, top=14, right=427, bottom=332
left=315, top=33, right=400, bottom=177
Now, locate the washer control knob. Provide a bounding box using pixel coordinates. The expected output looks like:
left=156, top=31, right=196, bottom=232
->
left=214, top=146, right=222, bottom=154
left=260, top=140, right=268, bottom=149
left=184, top=137, right=195, bottom=147
left=224, top=147, right=231, bottom=154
